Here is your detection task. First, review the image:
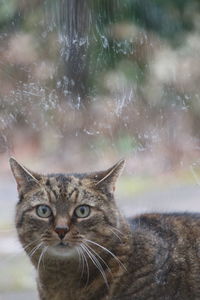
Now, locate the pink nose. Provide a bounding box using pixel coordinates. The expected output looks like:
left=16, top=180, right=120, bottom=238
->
left=55, top=226, right=69, bottom=240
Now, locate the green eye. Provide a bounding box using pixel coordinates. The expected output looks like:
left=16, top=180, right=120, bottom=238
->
left=74, top=205, right=90, bottom=218
left=36, top=205, right=52, bottom=218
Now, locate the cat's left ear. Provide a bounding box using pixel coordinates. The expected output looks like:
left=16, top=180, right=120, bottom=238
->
left=9, top=157, right=41, bottom=194
left=90, top=159, right=125, bottom=194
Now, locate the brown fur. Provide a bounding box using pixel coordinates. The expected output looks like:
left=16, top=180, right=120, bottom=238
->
left=10, top=158, right=200, bottom=300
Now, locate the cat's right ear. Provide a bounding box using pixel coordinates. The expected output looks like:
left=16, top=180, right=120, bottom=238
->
left=9, top=157, right=41, bottom=194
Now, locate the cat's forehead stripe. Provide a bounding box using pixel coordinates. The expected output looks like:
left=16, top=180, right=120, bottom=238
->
left=46, top=175, right=79, bottom=187
left=44, top=175, right=82, bottom=204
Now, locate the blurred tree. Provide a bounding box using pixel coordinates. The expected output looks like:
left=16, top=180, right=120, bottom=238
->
left=58, top=0, right=121, bottom=104
left=59, top=0, right=91, bottom=105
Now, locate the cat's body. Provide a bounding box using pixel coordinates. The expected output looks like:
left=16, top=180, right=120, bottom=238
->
left=37, top=213, right=200, bottom=300
left=10, top=158, right=200, bottom=300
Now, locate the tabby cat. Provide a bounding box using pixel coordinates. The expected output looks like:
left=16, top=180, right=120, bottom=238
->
left=10, top=157, right=200, bottom=300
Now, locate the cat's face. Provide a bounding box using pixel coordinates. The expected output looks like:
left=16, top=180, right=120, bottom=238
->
left=10, top=158, right=124, bottom=259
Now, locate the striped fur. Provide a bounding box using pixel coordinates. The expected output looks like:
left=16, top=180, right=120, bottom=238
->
left=10, top=158, right=200, bottom=300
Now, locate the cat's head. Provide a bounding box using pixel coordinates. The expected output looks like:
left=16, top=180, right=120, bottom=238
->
left=10, top=158, right=125, bottom=259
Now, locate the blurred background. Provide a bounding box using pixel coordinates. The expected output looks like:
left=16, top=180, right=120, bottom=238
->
left=1, top=0, right=200, bottom=299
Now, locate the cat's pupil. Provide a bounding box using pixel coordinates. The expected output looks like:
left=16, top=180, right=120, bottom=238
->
left=36, top=205, right=51, bottom=218
left=75, top=205, right=90, bottom=218
left=42, top=208, right=47, bottom=214
left=80, top=207, right=85, bottom=215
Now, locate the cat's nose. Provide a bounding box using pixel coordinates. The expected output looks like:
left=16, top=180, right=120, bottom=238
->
left=55, top=226, right=69, bottom=240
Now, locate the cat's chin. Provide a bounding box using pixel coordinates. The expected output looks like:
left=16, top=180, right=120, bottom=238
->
left=47, top=242, right=78, bottom=258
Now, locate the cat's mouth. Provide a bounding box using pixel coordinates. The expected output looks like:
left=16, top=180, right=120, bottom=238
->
left=57, top=241, right=69, bottom=247
left=47, top=241, right=77, bottom=257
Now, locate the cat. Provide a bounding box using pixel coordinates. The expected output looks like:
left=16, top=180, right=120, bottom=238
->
left=10, top=157, right=200, bottom=300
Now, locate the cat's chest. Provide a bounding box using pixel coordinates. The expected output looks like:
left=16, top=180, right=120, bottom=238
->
left=38, top=277, right=83, bottom=300
left=37, top=265, right=120, bottom=300
left=38, top=267, right=109, bottom=300
left=39, top=285, right=108, bottom=300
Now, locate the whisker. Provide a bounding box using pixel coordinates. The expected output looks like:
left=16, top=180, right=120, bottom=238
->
left=37, top=245, right=48, bottom=273
left=23, top=238, right=43, bottom=251
left=79, top=245, right=90, bottom=286
left=76, top=246, right=82, bottom=271
left=23, top=232, right=46, bottom=255
left=0, top=233, right=47, bottom=267
left=79, top=247, right=85, bottom=279
left=109, top=226, right=124, bottom=236
left=27, top=242, right=43, bottom=258
left=81, top=244, right=109, bottom=288
left=76, top=246, right=86, bottom=283
left=0, top=241, right=41, bottom=265
left=109, top=228, right=122, bottom=242
left=83, top=242, right=112, bottom=274
left=85, top=239, right=127, bottom=271
left=41, top=246, right=48, bottom=270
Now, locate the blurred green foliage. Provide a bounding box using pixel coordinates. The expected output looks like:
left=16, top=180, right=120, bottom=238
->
left=89, top=0, right=200, bottom=87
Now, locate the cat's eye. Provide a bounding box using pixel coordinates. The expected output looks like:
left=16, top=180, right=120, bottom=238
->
left=36, top=205, right=52, bottom=218
left=74, top=205, right=90, bottom=218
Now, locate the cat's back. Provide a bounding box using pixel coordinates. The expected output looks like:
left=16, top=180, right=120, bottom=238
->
left=130, top=212, right=200, bottom=236
left=119, top=212, right=200, bottom=300
left=129, top=212, right=200, bottom=268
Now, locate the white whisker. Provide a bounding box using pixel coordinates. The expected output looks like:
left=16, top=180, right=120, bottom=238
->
left=76, top=246, right=86, bottom=284
left=79, top=245, right=90, bottom=286
left=27, top=242, right=43, bottom=258
left=83, top=242, right=112, bottom=274
left=23, top=238, right=43, bottom=251
left=76, top=246, right=82, bottom=271
left=37, top=246, right=48, bottom=273
left=109, top=228, right=122, bottom=242
left=110, top=226, right=124, bottom=236
left=85, top=239, right=127, bottom=271
left=81, top=244, right=109, bottom=288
